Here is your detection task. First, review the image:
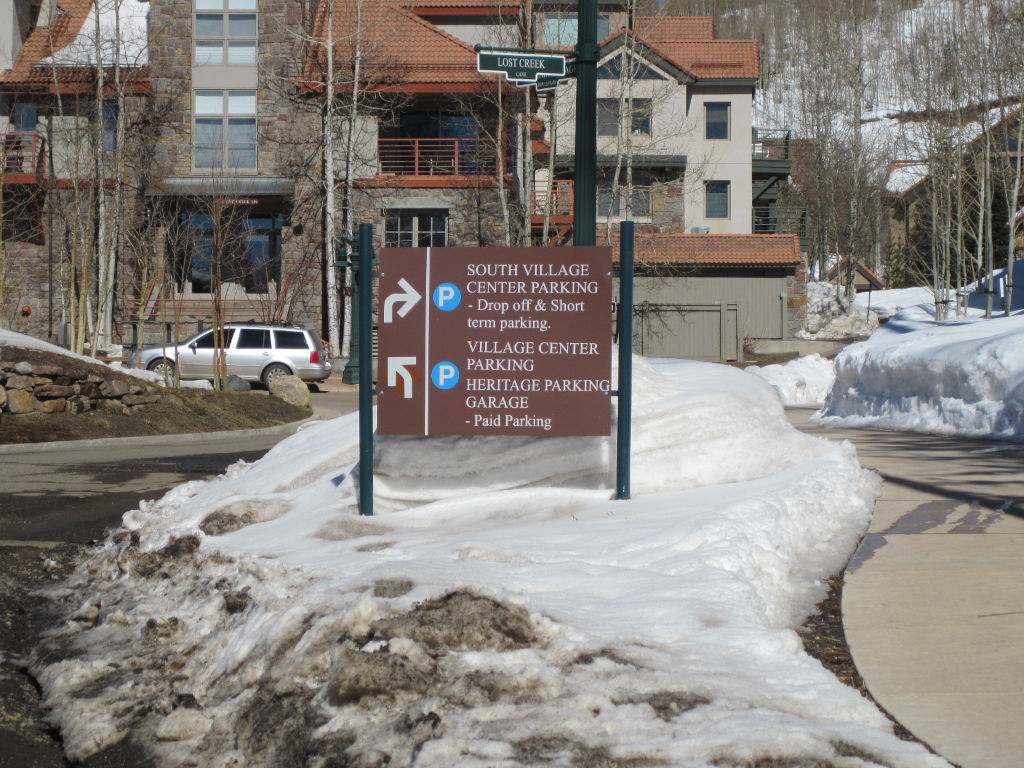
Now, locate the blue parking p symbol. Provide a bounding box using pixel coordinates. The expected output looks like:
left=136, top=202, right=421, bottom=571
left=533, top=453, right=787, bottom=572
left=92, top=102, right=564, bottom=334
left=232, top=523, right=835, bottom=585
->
left=433, top=283, right=462, bottom=311
left=431, top=361, right=460, bottom=390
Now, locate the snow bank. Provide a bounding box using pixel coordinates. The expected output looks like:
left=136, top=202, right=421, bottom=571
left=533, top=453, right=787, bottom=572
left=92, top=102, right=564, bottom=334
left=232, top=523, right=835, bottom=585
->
left=853, top=286, right=934, bottom=321
left=802, top=282, right=878, bottom=338
left=1, top=328, right=210, bottom=389
left=32, top=356, right=946, bottom=767
left=819, top=310, right=1024, bottom=439
left=746, top=354, right=837, bottom=407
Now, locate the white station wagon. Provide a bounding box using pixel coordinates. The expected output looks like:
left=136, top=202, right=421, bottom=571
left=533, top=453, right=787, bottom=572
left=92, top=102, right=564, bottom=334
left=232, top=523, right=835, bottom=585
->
left=132, top=323, right=332, bottom=387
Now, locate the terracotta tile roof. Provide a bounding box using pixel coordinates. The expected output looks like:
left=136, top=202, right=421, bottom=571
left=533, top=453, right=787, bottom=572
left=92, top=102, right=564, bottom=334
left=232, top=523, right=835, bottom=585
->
left=634, top=16, right=714, bottom=42
left=2, top=0, right=93, bottom=86
left=602, top=18, right=758, bottom=81
left=1, top=0, right=149, bottom=90
left=411, top=0, right=516, bottom=8
left=671, top=40, right=759, bottom=80
left=611, top=233, right=801, bottom=267
left=412, top=0, right=504, bottom=5
left=305, top=0, right=492, bottom=91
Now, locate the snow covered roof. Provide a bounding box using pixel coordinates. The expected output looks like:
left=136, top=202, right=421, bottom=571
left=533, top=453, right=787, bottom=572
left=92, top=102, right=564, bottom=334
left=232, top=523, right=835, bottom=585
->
left=885, top=161, right=929, bottom=196
left=44, top=0, right=150, bottom=68
left=1, top=0, right=149, bottom=89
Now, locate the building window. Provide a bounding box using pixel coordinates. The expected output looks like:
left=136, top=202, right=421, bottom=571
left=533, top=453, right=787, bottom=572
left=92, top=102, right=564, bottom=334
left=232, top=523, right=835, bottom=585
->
left=705, top=180, right=730, bottom=219
left=194, top=90, right=256, bottom=169
left=598, top=176, right=652, bottom=218
left=597, top=99, right=652, bottom=137
left=102, top=103, right=117, bottom=151
left=384, top=210, right=448, bottom=248
left=171, top=211, right=282, bottom=294
left=705, top=102, right=730, bottom=140
left=194, top=0, right=257, bottom=66
left=538, top=13, right=610, bottom=47
left=12, top=102, right=38, bottom=132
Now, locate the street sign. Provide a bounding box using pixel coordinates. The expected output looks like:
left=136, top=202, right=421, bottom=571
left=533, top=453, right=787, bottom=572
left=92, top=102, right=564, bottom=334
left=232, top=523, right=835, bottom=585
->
left=477, top=50, right=566, bottom=83
left=377, top=246, right=612, bottom=437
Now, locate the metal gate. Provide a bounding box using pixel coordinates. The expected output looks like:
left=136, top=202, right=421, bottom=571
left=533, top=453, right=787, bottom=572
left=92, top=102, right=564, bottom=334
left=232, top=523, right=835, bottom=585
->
left=633, top=301, right=742, bottom=362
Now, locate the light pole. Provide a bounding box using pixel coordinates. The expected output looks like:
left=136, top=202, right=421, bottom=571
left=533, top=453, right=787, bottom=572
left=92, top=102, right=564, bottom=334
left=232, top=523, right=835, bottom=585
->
left=573, top=0, right=598, bottom=246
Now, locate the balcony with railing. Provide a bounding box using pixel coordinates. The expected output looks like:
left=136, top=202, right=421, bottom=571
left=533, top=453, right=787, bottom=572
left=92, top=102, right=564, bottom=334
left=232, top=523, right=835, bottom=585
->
left=531, top=179, right=574, bottom=238
left=752, top=128, right=792, bottom=164
left=376, top=137, right=498, bottom=179
left=2, top=132, right=47, bottom=184
left=753, top=205, right=807, bottom=249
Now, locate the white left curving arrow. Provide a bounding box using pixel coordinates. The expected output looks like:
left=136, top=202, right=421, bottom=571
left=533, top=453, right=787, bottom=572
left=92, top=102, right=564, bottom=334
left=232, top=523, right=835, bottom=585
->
left=383, top=278, right=422, bottom=323
left=387, top=357, right=417, bottom=399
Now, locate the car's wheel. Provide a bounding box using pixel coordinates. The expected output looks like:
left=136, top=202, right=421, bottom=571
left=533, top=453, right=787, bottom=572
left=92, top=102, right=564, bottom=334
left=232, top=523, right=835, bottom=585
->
left=147, top=358, right=175, bottom=377
left=261, top=363, right=291, bottom=388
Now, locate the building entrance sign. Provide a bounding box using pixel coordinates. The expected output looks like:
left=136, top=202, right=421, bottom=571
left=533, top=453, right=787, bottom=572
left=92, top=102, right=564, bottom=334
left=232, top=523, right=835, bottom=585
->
left=377, top=246, right=612, bottom=437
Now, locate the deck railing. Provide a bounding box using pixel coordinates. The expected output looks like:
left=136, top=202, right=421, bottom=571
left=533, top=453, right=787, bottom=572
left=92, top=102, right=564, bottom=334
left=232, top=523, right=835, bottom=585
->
left=752, top=128, right=792, bottom=161
left=532, top=179, right=574, bottom=216
left=2, top=132, right=46, bottom=179
left=377, top=137, right=498, bottom=176
left=753, top=206, right=807, bottom=239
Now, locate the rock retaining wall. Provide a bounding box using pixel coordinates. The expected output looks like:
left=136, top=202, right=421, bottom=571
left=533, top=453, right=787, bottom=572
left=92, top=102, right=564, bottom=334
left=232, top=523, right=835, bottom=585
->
left=0, top=361, right=163, bottom=420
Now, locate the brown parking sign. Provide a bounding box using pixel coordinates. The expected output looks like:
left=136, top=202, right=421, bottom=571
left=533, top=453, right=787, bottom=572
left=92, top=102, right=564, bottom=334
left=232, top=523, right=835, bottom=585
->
left=377, top=246, right=613, bottom=436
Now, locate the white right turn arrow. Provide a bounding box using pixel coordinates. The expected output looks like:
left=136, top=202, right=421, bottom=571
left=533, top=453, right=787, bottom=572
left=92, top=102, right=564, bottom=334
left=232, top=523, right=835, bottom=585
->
left=387, top=357, right=417, bottom=399
left=383, top=278, right=422, bottom=323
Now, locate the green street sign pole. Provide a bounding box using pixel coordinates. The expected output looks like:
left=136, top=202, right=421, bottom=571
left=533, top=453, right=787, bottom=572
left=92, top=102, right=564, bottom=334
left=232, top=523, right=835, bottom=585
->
left=616, top=222, right=634, bottom=500
left=357, top=222, right=374, bottom=516
left=573, top=0, right=598, bottom=246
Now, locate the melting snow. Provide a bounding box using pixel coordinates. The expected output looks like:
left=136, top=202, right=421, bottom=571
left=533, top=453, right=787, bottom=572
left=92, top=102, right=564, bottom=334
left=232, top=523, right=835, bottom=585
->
left=29, top=354, right=949, bottom=767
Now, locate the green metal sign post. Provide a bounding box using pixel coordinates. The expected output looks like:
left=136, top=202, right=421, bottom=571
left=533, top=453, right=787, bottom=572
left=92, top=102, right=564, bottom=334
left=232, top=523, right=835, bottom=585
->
left=335, top=227, right=375, bottom=515
left=616, top=222, right=634, bottom=500
left=356, top=223, right=374, bottom=516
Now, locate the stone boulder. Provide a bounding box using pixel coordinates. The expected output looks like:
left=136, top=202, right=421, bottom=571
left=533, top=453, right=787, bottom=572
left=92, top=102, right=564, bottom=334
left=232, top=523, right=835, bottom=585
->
left=4, top=374, right=36, bottom=390
left=6, top=389, right=37, bottom=414
left=99, top=379, right=132, bottom=398
left=269, top=374, right=310, bottom=408
left=226, top=375, right=251, bottom=392
left=39, top=398, right=67, bottom=413
left=35, top=383, right=76, bottom=399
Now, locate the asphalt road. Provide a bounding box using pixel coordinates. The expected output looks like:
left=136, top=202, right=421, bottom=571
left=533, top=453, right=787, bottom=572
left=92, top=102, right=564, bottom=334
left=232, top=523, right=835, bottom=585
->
left=0, top=388, right=358, bottom=767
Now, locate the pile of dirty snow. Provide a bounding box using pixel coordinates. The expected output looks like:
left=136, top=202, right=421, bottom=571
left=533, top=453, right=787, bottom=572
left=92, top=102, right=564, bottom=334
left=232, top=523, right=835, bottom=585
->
left=801, top=282, right=878, bottom=339
left=32, top=355, right=948, bottom=768
left=746, top=353, right=837, bottom=407
left=819, top=307, right=1024, bottom=439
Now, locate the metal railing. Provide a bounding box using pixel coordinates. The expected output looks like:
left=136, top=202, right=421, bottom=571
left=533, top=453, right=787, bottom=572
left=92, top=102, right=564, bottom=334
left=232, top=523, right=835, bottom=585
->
left=2, top=132, right=46, bottom=179
left=377, top=137, right=497, bottom=176
left=752, top=128, right=792, bottom=161
left=753, top=206, right=807, bottom=239
left=532, top=179, right=574, bottom=216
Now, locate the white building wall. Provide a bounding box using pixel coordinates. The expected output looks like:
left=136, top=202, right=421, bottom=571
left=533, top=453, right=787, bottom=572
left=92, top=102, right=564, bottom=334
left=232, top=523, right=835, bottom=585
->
left=548, top=68, right=755, bottom=234
left=686, top=86, right=753, bottom=234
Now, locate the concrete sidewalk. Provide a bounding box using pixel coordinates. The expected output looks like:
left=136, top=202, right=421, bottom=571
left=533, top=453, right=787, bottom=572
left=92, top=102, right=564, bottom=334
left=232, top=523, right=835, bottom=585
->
left=789, top=409, right=1024, bottom=768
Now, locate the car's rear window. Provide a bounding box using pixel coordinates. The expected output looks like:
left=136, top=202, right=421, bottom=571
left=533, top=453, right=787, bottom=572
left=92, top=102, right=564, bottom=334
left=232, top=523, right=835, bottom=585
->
left=237, top=328, right=270, bottom=349
left=273, top=329, right=309, bottom=350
